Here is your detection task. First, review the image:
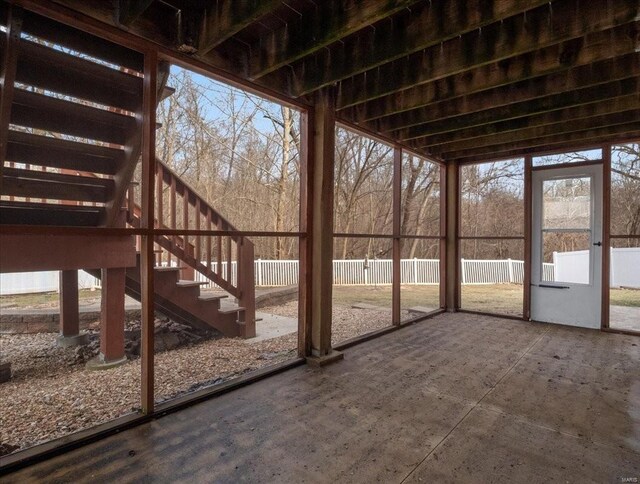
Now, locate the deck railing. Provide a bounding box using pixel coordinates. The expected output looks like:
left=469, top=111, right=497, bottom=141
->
left=125, top=159, right=255, bottom=322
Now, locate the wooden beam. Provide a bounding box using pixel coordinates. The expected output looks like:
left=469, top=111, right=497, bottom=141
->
left=298, top=108, right=312, bottom=358
left=420, top=94, right=640, bottom=148
left=430, top=110, right=640, bottom=155
left=0, top=234, right=136, bottom=272
left=249, top=0, right=420, bottom=79
left=117, top=0, right=154, bottom=27
left=99, top=267, right=126, bottom=362
left=197, top=0, right=283, bottom=55
left=602, top=145, right=612, bottom=329
left=0, top=6, right=22, bottom=193
left=393, top=78, right=640, bottom=145
left=59, top=270, right=80, bottom=337
left=445, top=124, right=640, bottom=162
left=325, top=0, right=639, bottom=106
left=342, top=23, right=639, bottom=120
left=392, top=146, right=402, bottom=325
left=445, top=160, right=459, bottom=311
left=309, top=88, right=336, bottom=358
left=439, top=164, right=446, bottom=310
left=284, top=0, right=551, bottom=97
left=523, top=155, right=532, bottom=321
left=141, top=49, right=157, bottom=414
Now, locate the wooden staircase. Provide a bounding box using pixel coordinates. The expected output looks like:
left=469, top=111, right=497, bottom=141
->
left=0, top=6, right=255, bottom=338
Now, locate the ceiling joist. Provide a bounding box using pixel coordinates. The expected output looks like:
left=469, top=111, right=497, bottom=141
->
left=385, top=54, right=640, bottom=139
left=248, top=0, right=421, bottom=80
left=390, top=76, right=640, bottom=142
left=24, top=0, right=640, bottom=162
left=431, top=110, right=640, bottom=155
left=420, top=95, right=640, bottom=149
left=441, top=123, right=640, bottom=161
left=197, top=0, right=283, bottom=55
left=333, top=0, right=639, bottom=108
left=342, top=23, right=639, bottom=122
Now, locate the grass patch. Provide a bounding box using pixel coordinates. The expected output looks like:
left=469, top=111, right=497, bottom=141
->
left=610, top=287, right=640, bottom=308
left=0, top=289, right=101, bottom=309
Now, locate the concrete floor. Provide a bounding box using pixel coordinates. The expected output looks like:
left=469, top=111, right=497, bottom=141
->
left=4, top=313, right=639, bottom=483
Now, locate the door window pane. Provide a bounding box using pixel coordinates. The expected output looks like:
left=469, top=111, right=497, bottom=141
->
left=543, top=177, right=591, bottom=229
left=542, top=232, right=590, bottom=284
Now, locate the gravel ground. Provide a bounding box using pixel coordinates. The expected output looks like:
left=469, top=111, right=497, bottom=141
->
left=260, top=300, right=393, bottom=345
left=0, top=303, right=394, bottom=455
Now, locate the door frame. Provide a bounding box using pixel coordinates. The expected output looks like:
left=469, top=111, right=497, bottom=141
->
left=524, top=155, right=610, bottom=330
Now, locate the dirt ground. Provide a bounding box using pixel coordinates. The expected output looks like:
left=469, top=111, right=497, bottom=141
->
left=0, top=302, right=393, bottom=455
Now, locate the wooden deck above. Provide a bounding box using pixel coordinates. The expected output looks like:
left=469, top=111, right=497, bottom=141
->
left=16, top=0, right=640, bottom=162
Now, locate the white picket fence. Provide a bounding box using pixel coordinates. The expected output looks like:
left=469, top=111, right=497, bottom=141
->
left=0, top=258, right=496, bottom=294
left=460, top=259, right=555, bottom=284
left=4, top=250, right=640, bottom=295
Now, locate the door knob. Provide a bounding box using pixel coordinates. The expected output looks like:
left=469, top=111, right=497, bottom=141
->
left=593, top=241, right=602, bottom=246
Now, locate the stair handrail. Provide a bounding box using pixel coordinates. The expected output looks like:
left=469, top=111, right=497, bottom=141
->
left=125, top=158, right=255, bottom=326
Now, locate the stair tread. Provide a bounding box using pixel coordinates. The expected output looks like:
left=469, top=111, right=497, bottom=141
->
left=11, top=89, right=134, bottom=146
left=16, top=37, right=142, bottom=112
left=3, top=167, right=113, bottom=187
left=0, top=201, right=103, bottom=226
left=218, top=307, right=246, bottom=314
left=2, top=167, right=113, bottom=203
left=7, top=130, right=123, bottom=175
left=176, top=280, right=208, bottom=288
left=154, top=266, right=183, bottom=272
left=198, top=294, right=228, bottom=301
left=21, top=10, right=144, bottom=72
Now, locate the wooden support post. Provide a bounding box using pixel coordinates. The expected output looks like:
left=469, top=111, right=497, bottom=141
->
left=57, top=269, right=88, bottom=348
left=140, top=49, right=157, bottom=413
left=305, top=88, right=342, bottom=366
left=439, top=164, right=447, bottom=309
left=445, top=160, right=460, bottom=311
left=298, top=109, right=313, bottom=358
left=238, top=238, right=256, bottom=338
left=0, top=6, right=22, bottom=189
left=601, top=144, right=611, bottom=329
left=59, top=270, right=79, bottom=337
left=98, top=267, right=126, bottom=362
left=392, top=146, right=402, bottom=325
left=523, top=155, right=532, bottom=320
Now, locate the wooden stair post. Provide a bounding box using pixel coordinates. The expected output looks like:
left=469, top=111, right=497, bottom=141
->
left=92, top=211, right=129, bottom=368
left=91, top=267, right=127, bottom=368
left=56, top=270, right=88, bottom=347
left=238, top=237, right=256, bottom=338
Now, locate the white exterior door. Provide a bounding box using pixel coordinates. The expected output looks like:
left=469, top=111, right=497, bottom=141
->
left=531, top=164, right=603, bottom=328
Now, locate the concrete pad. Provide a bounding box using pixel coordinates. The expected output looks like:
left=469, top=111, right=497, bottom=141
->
left=246, top=312, right=298, bottom=343
left=407, top=305, right=437, bottom=315
left=405, top=407, right=640, bottom=484
left=351, top=302, right=381, bottom=310
left=610, top=304, right=640, bottom=332
left=482, top=352, right=640, bottom=452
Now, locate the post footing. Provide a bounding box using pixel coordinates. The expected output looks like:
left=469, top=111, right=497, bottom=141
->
left=0, top=361, right=11, bottom=383
left=306, top=350, right=344, bottom=368
left=86, top=354, right=127, bottom=371
left=56, top=333, right=89, bottom=347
